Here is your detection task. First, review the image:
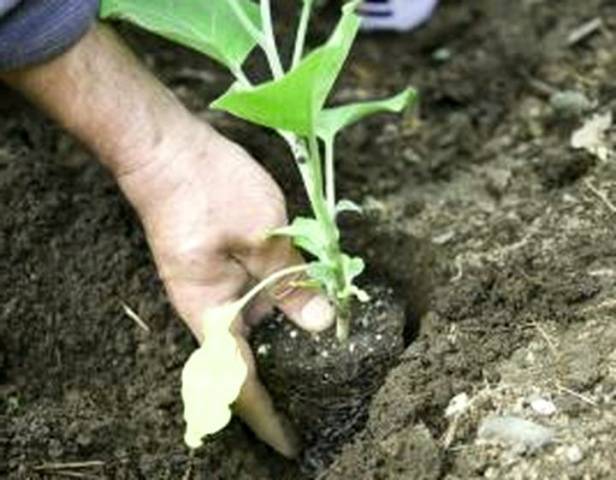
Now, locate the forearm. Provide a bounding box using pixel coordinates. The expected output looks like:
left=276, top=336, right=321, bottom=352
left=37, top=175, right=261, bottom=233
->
left=1, top=23, right=198, bottom=175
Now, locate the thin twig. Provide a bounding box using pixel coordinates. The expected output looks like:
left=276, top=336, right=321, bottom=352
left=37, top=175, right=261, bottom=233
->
left=531, top=321, right=558, bottom=357
left=33, top=461, right=105, bottom=471
left=122, top=302, right=151, bottom=333
left=567, top=17, right=603, bottom=46
left=584, top=179, right=616, bottom=214
left=557, top=384, right=598, bottom=407
left=51, top=472, right=102, bottom=480
left=525, top=75, right=558, bottom=97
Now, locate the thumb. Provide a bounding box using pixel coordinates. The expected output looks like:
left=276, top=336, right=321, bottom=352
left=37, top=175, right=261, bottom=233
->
left=240, top=236, right=335, bottom=333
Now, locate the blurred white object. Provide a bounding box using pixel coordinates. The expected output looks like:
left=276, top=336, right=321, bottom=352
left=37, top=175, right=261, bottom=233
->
left=478, top=416, right=555, bottom=451
left=359, top=0, right=438, bottom=32
left=529, top=396, right=557, bottom=416
left=445, top=392, right=470, bottom=418
left=571, top=111, right=613, bottom=161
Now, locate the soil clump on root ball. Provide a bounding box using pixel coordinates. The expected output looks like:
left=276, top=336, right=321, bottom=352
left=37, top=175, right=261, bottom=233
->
left=251, top=284, right=406, bottom=474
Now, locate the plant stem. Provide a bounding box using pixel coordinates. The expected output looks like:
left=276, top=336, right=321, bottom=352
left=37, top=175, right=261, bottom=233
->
left=324, top=137, right=336, bottom=215
left=260, top=0, right=285, bottom=79
left=335, top=308, right=351, bottom=341
left=304, top=134, right=353, bottom=341
left=231, top=67, right=251, bottom=87
left=292, top=0, right=314, bottom=69
left=307, top=134, right=324, bottom=201
left=229, top=0, right=283, bottom=80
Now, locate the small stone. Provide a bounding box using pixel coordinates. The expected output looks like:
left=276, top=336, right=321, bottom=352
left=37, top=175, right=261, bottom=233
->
left=321, top=350, right=329, bottom=358
left=484, top=167, right=512, bottom=196
left=256, top=344, right=270, bottom=356
left=550, top=90, right=592, bottom=118
left=289, top=329, right=298, bottom=339
left=565, top=445, right=584, bottom=464
left=445, top=392, right=470, bottom=418
left=48, top=439, right=64, bottom=459
left=432, top=47, right=452, bottom=62
left=529, top=397, right=557, bottom=416
left=77, top=432, right=92, bottom=447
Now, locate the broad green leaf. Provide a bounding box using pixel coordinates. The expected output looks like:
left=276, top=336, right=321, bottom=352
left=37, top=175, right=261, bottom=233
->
left=212, top=1, right=361, bottom=135
left=99, top=0, right=260, bottom=71
left=317, top=88, right=416, bottom=141
left=269, top=217, right=328, bottom=260
left=336, top=199, right=363, bottom=216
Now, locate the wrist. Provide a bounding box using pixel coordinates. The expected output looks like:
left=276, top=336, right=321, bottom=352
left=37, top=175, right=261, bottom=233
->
left=113, top=118, right=221, bottom=220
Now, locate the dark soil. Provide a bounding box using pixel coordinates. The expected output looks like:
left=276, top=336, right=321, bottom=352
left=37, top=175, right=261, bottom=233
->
left=252, top=285, right=406, bottom=475
left=2, top=0, right=616, bottom=478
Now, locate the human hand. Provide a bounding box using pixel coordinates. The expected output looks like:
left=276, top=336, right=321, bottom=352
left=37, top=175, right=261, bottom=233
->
left=0, top=23, right=333, bottom=457
left=117, top=122, right=334, bottom=457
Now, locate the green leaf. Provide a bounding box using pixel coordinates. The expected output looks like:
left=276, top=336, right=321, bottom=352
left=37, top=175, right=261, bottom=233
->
left=307, top=261, right=338, bottom=298
left=99, top=0, right=261, bottom=72
left=317, top=88, right=416, bottom=141
left=269, top=217, right=328, bottom=260
left=339, top=254, right=368, bottom=301
left=212, top=1, right=361, bottom=135
left=341, top=254, right=365, bottom=284
left=336, top=199, right=363, bottom=216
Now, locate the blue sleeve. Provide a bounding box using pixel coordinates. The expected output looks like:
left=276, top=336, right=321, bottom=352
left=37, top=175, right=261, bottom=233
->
left=0, top=0, right=100, bottom=71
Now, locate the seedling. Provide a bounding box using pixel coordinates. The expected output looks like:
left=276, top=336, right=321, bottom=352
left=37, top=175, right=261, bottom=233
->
left=100, top=0, right=416, bottom=447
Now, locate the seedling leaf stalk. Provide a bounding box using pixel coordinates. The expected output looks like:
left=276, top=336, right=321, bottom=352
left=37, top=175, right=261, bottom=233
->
left=100, top=0, right=416, bottom=446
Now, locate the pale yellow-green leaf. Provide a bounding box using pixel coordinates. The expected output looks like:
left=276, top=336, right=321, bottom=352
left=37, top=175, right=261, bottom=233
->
left=181, top=302, right=248, bottom=449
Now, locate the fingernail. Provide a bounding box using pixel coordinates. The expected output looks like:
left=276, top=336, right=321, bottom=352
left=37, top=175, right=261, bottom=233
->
left=300, top=296, right=335, bottom=332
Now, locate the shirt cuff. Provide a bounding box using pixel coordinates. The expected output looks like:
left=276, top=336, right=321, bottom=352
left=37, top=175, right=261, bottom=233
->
left=0, top=0, right=100, bottom=71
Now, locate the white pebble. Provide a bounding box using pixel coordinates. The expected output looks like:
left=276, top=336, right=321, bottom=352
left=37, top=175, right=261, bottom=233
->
left=256, top=344, right=270, bottom=356
left=565, top=445, right=583, bottom=464
left=349, top=343, right=356, bottom=353
left=289, top=329, right=298, bottom=339
left=445, top=392, right=470, bottom=418
left=321, top=350, right=329, bottom=358
left=530, top=397, right=557, bottom=416
left=478, top=416, right=554, bottom=451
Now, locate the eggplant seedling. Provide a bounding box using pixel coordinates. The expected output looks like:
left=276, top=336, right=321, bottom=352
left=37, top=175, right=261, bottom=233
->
left=100, top=0, right=416, bottom=447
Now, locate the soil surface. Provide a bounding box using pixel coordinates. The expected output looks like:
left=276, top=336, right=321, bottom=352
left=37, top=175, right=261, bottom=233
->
left=2, top=0, right=616, bottom=479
